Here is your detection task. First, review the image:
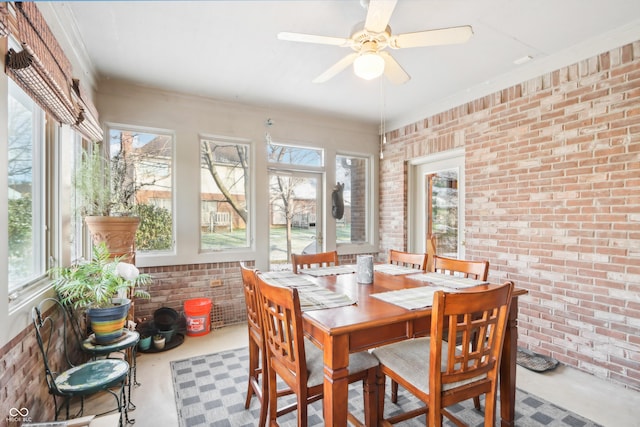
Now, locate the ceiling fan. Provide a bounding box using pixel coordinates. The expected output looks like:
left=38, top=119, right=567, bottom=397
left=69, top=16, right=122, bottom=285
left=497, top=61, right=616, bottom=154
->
left=277, top=0, right=473, bottom=84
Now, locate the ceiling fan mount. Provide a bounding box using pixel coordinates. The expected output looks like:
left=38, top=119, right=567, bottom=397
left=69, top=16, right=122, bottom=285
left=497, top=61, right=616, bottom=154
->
left=277, top=0, right=473, bottom=84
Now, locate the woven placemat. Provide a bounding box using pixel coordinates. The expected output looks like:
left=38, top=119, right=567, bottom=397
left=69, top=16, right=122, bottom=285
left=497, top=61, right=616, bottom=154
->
left=517, top=347, right=559, bottom=372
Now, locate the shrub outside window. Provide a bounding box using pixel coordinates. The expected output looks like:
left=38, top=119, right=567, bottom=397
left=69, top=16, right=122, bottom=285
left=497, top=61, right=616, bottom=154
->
left=108, top=127, right=174, bottom=252
left=7, top=79, right=46, bottom=292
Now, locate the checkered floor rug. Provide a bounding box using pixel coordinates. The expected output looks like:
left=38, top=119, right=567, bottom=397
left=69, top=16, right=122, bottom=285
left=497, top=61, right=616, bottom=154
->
left=171, top=346, right=601, bottom=427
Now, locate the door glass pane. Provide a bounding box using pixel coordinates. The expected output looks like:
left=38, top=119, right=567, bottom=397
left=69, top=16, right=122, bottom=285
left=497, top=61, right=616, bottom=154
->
left=269, top=173, right=319, bottom=270
left=430, top=169, right=459, bottom=257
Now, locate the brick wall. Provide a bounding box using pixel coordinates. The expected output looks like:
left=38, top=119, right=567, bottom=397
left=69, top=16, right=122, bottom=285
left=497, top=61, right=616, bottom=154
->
left=0, top=305, right=85, bottom=427
left=136, top=261, right=249, bottom=329
left=379, top=41, right=640, bottom=390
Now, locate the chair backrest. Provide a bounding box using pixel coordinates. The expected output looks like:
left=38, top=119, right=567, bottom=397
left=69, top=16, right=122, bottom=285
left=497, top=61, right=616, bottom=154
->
left=240, top=263, right=262, bottom=343
left=291, top=250, right=339, bottom=274
left=432, top=255, right=489, bottom=281
left=255, top=273, right=308, bottom=393
left=429, top=282, right=513, bottom=405
left=389, top=249, right=427, bottom=271
left=32, top=298, right=84, bottom=394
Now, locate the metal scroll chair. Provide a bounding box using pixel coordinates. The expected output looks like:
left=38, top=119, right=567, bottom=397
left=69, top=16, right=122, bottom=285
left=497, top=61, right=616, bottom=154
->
left=80, top=327, right=140, bottom=422
left=373, top=282, right=514, bottom=427
left=32, top=298, right=129, bottom=426
left=388, top=249, right=427, bottom=271
left=255, top=272, right=379, bottom=427
left=291, top=250, right=339, bottom=274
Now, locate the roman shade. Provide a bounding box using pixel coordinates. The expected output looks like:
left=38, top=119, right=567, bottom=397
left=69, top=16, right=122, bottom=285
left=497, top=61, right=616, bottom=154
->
left=0, top=3, right=9, bottom=37
left=5, top=2, right=103, bottom=140
left=6, top=2, right=78, bottom=125
left=72, top=78, right=103, bottom=142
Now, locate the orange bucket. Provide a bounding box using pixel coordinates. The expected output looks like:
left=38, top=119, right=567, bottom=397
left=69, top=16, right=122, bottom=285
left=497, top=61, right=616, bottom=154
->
left=184, top=298, right=212, bottom=337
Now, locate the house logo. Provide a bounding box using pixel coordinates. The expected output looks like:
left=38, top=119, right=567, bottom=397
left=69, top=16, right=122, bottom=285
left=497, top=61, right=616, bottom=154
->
left=7, top=407, right=31, bottom=424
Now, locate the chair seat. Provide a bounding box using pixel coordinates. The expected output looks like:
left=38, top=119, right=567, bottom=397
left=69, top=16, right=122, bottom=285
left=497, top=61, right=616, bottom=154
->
left=55, top=359, right=129, bottom=395
left=81, top=329, right=140, bottom=355
left=372, top=337, right=485, bottom=394
left=304, top=339, right=379, bottom=388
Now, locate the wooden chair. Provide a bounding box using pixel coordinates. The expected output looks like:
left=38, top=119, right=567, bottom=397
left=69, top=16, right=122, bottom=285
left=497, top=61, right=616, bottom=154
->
left=373, top=282, right=514, bottom=427
left=241, top=264, right=295, bottom=427
left=32, top=298, right=130, bottom=426
left=388, top=249, right=427, bottom=271
left=240, top=263, right=269, bottom=427
left=291, top=250, right=339, bottom=274
left=432, top=254, right=489, bottom=281
left=255, top=272, right=379, bottom=427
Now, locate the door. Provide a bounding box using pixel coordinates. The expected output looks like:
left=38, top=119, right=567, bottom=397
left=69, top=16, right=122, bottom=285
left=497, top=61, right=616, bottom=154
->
left=409, top=149, right=465, bottom=258
left=268, top=170, right=322, bottom=270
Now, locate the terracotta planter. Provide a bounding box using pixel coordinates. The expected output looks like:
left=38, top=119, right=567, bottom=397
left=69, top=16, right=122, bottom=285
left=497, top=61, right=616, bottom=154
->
left=88, top=298, right=131, bottom=344
left=84, top=216, right=140, bottom=264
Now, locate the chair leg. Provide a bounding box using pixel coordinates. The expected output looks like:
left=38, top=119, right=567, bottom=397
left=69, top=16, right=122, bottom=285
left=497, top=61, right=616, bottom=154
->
left=376, top=371, right=387, bottom=423
left=391, top=380, right=399, bottom=403
left=473, top=395, right=481, bottom=410
left=245, top=337, right=259, bottom=409
left=258, top=346, right=269, bottom=427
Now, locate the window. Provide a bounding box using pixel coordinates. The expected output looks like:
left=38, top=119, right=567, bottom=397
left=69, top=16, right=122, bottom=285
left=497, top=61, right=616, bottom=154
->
left=200, top=137, right=250, bottom=250
left=268, top=142, right=323, bottom=167
left=108, top=127, right=174, bottom=252
left=7, top=79, right=46, bottom=292
left=336, top=154, right=369, bottom=244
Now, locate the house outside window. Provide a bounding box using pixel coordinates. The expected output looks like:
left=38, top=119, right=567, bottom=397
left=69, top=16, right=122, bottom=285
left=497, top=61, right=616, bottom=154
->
left=108, top=126, right=175, bottom=253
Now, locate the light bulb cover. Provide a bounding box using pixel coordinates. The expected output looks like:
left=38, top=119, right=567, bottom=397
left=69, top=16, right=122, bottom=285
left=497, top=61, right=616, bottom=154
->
left=354, top=53, right=385, bottom=80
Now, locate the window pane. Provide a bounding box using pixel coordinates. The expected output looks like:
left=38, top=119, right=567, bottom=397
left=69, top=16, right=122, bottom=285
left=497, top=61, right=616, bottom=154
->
left=336, top=155, right=368, bottom=244
left=268, top=143, right=323, bottom=167
left=200, top=138, right=249, bottom=250
left=109, top=129, right=174, bottom=252
left=8, top=81, right=45, bottom=291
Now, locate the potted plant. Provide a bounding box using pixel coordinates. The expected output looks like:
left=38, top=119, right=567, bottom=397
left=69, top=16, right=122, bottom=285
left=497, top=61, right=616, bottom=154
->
left=153, top=334, right=165, bottom=350
left=50, top=242, right=152, bottom=344
left=75, top=142, right=140, bottom=264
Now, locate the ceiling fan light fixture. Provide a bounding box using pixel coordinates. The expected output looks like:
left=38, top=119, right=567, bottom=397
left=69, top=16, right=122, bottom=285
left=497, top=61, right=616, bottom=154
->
left=353, top=52, right=385, bottom=80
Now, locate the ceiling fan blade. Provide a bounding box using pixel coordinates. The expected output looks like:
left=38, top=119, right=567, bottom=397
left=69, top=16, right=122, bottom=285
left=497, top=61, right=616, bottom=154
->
left=277, top=32, right=351, bottom=47
left=313, top=53, right=358, bottom=83
left=364, top=0, right=398, bottom=33
left=379, top=51, right=410, bottom=85
left=391, top=25, right=473, bottom=49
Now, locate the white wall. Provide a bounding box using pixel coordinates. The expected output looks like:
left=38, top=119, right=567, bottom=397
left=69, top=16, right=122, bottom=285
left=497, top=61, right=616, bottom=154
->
left=96, top=79, right=380, bottom=270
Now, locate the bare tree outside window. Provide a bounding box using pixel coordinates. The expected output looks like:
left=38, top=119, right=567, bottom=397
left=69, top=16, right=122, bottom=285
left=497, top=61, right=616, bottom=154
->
left=200, top=138, right=250, bottom=250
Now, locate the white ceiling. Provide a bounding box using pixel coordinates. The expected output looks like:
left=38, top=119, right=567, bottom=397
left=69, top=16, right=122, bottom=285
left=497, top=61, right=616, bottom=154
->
left=49, top=1, right=640, bottom=131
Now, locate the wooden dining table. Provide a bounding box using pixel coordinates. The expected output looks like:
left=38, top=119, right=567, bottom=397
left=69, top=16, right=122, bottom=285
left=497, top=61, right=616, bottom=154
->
left=298, top=268, right=527, bottom=427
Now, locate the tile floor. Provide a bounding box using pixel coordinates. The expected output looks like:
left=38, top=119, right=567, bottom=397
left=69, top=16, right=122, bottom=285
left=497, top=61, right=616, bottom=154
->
left=84, top=323, right=639, bottom=427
